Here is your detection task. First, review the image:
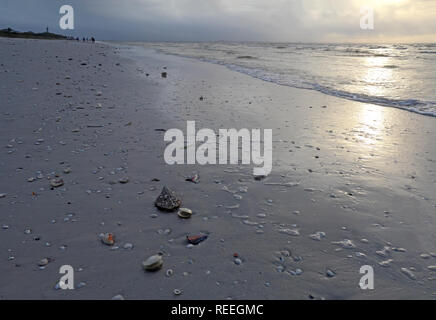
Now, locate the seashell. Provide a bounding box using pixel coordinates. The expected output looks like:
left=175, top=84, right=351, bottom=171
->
left=278, top=228, right=300, bottom=236
left=276, top=265, right=285, bottom=273
left=118, top=177, right=129, bottom=184
left=99, top=232, right=115, bottom=245
left=123, top=243, right=133, bottom=250
left=376, top=246, right=390, bottom=257
left=173, top=289, right=182, bottom=296
left=332, top=239, right=356, bottom=249
left=0, top=193, right=6, bottom=198
left=50, top=178, right=64, bottom=188
left=325, top=269, right=336, bottom=278
left=309, top=231, right=326, bottom=241
left=187, top=234, right=208, bottom=245
left=379, top=259, right=394, bottom=267
left=154, top=186, right=181, bottom=211
left=177, top=208, right=192, bottom=219
left=401, top=267, right=416, bottom=280
left=142, top=254, right=163, bottom=271
left=166, top=269, right=174, bottom=277
left=111, top=294, right=125, bottom=300
left=185, top=173, right=200, bottom=184
left=38, top=258, right=49, bottom=266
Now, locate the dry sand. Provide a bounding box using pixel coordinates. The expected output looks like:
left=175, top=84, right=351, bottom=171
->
left=0, top=38, right=435, bottom=299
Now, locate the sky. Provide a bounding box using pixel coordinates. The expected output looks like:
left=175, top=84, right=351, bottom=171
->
left=1, top=0, right=436, bottom=42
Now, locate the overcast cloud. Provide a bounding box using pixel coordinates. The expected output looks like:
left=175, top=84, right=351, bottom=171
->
left=1, top=0, right=436, bottom=42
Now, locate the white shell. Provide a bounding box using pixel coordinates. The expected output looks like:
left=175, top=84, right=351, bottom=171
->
left=38, top=258, right=49, bottom=266
left=143, top=254, right=163, bottom=271
left=177, top=208, right=192, bottom=219
left=50, top=179, right=64, bottom=188
left=99, top=233, right=115, bottom=245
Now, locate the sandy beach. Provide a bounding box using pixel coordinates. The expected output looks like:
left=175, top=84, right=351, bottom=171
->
left=1, top=38, right=436, bottom=300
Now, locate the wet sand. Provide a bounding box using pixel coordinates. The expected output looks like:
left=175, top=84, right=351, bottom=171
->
left=0, top=38, right=435, bottom=299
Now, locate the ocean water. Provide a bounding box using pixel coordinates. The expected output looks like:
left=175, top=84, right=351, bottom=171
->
left=133, top=42, right=436, bottom=117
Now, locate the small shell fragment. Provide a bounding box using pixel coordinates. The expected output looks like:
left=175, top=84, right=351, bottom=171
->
left=118, top=177, right=129, bottom=184
left=99, top=232, right=115, bottom=245
left=166, top=269, right=174, bottom=277
left=325, top=269, right=336, bottom=278
left=401, top=267, right=416, bottom=280
left=185, top=173, right=199, bottom=184
left=332, top=239, right=356, bottom=249
left=379, top=259, right=394, bottom=267
left=178, top=208, right=193, bottom=219
left=187, top=234, right=208, bottom=245
left=309, top=231, right=326, bottom=241
left=123, top=243, right=133, bottom=250
left=278, top=228, right=300, bottom=236
left=50, top=179, right=64, bottom=188
left=143, top=254, right=163, bottom=271
left=38, top=258, right=49, bottom=266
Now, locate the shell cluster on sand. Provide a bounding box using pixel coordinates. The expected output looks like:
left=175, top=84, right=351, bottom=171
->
left=154, top=186, right=181, bottom=211
left=143, top=254, right=163, bottom=271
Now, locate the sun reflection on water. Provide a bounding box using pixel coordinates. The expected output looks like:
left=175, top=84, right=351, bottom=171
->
left=361, top=56, right=395, bottom=97
left=355, top=105, right=385, bottom=146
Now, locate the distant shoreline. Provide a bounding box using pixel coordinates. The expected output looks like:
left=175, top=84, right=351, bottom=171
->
left=0, top=28, right=67, bottom=40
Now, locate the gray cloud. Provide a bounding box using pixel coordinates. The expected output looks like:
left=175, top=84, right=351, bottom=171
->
left=1, top=0, right=435, bottom=42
